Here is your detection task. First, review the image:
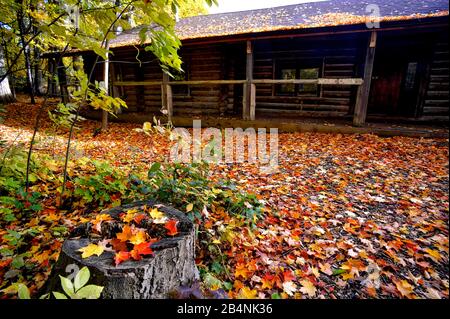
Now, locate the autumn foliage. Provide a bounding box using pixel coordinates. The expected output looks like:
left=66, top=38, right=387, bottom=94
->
left=0, top=98, right=449, bottom=299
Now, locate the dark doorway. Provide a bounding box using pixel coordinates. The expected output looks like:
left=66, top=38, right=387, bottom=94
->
left=369, top=58, right=422, bottom=117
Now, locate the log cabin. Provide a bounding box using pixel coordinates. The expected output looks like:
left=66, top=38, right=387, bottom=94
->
left=50, top=0, right=450, bottom=127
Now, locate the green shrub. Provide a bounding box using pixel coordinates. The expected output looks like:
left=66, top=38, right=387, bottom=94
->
left=73, top=160, right=129, bottom=207
left=144, top=162, right=264, bottom=226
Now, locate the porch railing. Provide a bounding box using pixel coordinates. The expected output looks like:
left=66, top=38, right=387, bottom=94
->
left=112, top=78, right=364, bottom=122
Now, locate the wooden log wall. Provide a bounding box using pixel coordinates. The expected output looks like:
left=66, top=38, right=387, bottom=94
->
left=110, top=44, right=242, bottom=117
left=423, top=32, right=449, bottom=118
left=251, top=34, right=366, bottom=116
left=173, top=44, right=222, bottom=116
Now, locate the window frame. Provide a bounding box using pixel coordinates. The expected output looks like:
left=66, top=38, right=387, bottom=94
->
left=275, top=59, right=323, bottom=97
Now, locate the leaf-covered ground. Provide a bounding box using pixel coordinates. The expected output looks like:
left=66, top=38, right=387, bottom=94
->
left=1, top=97, right=449, bottom=299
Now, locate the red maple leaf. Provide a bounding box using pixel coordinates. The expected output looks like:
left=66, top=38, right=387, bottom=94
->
left=133, top=242, right=154, bottom=256
left=114, top=251, right=131, bottom=266
left=134, top=214, right=147, bottom=225
left=111, top=238, right=128, bottom=252
left=282, top=270, right=296, bottom=282
left=165, top=219, right=179, bottom=236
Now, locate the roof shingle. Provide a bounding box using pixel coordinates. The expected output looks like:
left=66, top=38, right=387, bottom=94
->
left=110, top=0, right=449, bottom=48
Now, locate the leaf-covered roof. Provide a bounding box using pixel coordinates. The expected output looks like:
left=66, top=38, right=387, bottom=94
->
left=110, top=0, right=449, bottom=48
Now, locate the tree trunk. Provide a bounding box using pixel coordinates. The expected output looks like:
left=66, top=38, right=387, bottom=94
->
left=33, top=45, right=43, bottom=95
left=0, top=46, right=15, bottom=104
left=45, top=200, right=199, bottom=299
left=47, top=58, right=58, bottom=97
left=101, top=41, right=110, bottom=131
left=17, top=4, right=36, bottom=104
left=57, top=59, right=69, bottom=104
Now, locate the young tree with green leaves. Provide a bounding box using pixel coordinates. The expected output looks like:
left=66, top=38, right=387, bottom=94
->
left=0, top=0, right=218, bottom=193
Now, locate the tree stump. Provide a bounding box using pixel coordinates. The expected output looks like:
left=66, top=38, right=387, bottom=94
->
left=46, top=200, right=199, bottom=299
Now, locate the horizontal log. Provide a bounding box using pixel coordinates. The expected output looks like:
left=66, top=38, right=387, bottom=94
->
left=114, top=80, right=247, bottom=86
left=257, top=109, right=348, bottom=117
left=252, top=78, right=363, bottom=85
left=257, top=103, right=349, bottom=111
left=423, top=107, right=449, bottom=114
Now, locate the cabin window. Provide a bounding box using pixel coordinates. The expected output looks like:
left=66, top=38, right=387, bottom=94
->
left=299, top=68, right=320, bottom=95
left=172, top=69, right=190, bottom=97
left=276, top=62, right=321, bottom=96
left=279, top=68, right=297, bottom=94
left=404, top=62, right=418, bottom=91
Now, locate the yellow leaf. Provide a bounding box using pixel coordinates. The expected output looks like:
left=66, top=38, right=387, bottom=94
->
left=237, top=287, right=258, bottom=299
left=424, top=248, right=441, bottom=262
left=299, top=279, right=317, bottom=298
left=122, top=209, right=139, bottom=223
left=78, top=243, right=104, bottom=259
left=129, top=230, right=148, bottom=245
left=186, top=203, right=194, bottom=213
left=311, top=266, right=320, bottom=278
left=143, top=122, right=152, bottom=132
left=149, top=208, right=165, bottom=220
left=394, top=279, right=414, bottom=297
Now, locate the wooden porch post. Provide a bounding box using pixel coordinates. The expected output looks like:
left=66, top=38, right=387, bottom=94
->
left=244, top=40, right=254, bottom=120
left=353, top=31, right=377, bottom=127
left=166, top=84, right=173, bottom=123
left=162, top=72, right=173, bottom=122
left=250, top=83, right=256, bottom=121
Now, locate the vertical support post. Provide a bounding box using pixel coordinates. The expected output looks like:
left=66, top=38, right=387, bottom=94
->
left=242, top=83, right=248, bottom=119
left=415, top=60, right=432, bottom=118
left=250, top=83, right=256, bottom=121
left=353, top=31, right=377, bottom=127
left=244, top=40, right=254, bottom=120
left=166, top=83, right=173, bottom=123
left=161, top=72, right=173, bottom=122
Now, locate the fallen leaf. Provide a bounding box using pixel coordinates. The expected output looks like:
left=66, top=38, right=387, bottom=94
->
left=299, top=279, right=316, bottom=298
left=165, top=219, right=179, bottom=236
left=78, top=243, right=104, bottom=259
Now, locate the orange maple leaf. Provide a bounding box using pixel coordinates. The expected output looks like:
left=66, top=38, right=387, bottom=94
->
left=134, top=214, right=147, bottom=225
left=116, top=225, right=133, bottom=242
left=114, top=251, right=131, bottom=266
left=92, top=214, right=112, bottom=233
left=235, top=263, right=250, bottom=279
left=340, top=259, right=367, bottom=279
left=261, top=274, right=275, bottom=290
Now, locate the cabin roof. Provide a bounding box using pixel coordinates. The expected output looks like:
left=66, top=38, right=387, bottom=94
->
left=110, top=0, right=449, bottom=48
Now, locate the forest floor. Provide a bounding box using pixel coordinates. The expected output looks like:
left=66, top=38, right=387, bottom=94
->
left=0, top=96, right=449, bottom=299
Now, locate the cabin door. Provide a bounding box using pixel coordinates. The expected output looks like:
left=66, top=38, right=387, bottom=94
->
left=369, top=59, right=421, bottom=116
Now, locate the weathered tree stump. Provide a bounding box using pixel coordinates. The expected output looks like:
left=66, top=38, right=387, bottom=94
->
left=46, top=200, right=199, bottom=299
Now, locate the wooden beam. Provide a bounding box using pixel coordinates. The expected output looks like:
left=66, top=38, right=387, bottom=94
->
left=113, top=78, right=364, bottom=86
left=353, top=31, right=377, bottom=127
left=244, top=40, right=254, bottom=120
left=113, top=80, right=247, bottom=86
left=242, top=83, right=248, bottom=120
left=166, top=83, right=173, bottom=122
left=113, top=79, right=363, bottom=87
left=179, top=20, right=447, bottom=47
left=253, top=78, right=364, bottom=85
left=250, top=83, right=256, bottom=121
left=162, top=73, right=169, bottom=113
